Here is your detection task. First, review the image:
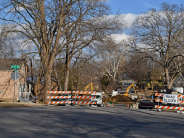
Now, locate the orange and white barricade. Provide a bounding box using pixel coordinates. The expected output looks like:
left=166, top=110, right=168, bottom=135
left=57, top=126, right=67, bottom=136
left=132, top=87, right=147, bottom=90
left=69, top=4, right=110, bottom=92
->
left=47, top=91, right=98, bottom=106
left=72, top=96, right=95, bottom=100
left=155, top=93, right=184, bottom=112
left=47, top=91, right=71, bottom=105
left=47, top=101, right=71, bottom=105
left=72, top=91, right=97, bottom=105
left=72, top=101, right=96, bottom=105
left=73, top=91, right=96, bottom=94
left=47, top=91, right=71, bottom=94
left=155, top=105, right=184, bottom=110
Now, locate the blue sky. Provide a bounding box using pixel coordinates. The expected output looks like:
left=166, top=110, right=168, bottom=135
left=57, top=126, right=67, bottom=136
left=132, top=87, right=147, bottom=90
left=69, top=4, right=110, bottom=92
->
left=106, top=0, right=184, bottom=39
left=108, top=0, right=183, bottom=15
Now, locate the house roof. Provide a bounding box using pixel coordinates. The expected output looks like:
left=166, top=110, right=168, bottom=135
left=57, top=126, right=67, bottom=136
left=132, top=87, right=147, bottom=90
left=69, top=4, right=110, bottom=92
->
left=0, top=58, right=25, bottom=70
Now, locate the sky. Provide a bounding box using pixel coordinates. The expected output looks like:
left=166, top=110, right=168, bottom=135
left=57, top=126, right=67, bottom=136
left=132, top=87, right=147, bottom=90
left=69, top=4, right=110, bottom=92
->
left=108, top=0, right=183, bottom=15
left=107, top=0, right=184, bottom=42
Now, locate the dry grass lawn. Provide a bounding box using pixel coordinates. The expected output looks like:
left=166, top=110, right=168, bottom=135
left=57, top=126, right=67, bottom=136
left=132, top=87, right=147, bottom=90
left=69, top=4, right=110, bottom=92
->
left=0, top=102, right=46, bottom=108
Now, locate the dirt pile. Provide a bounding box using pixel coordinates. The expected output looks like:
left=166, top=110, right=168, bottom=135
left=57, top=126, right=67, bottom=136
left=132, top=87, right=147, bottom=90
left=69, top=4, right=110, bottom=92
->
left=103, top=95, right=135, bottom=103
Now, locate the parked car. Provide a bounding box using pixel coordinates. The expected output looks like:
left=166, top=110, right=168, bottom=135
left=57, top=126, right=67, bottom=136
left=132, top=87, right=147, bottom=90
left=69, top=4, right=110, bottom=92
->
left=138, top=100, right=153, bottom=109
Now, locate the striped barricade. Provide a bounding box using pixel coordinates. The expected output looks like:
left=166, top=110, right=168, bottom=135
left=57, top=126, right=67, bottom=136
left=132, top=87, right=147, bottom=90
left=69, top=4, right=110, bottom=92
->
left=155, top=93, right=184, bottom=112
left=47, top=96, right=95, bottom=100
left=47, top=101, right=71, bottom=105
left=178, top=101, right=184, bottom=104
left=47, top=91, right=98, bottom=106
left=73, top=91, right=96, bottom=94
left=47, top=91, right=71, bottom=105
left=155, top=93, right=184, bottom=104
left=155, top=93, right=163, bottom=97
left=73, top=96, right=95, bottom=100
left=47, top=96, right=71, bottom=99
left=47, top=91, right=71, bottom=94
left=156, top=93, right=184, bottom=98
left=155, top=99, right=163, bottom=102
left=72, top=91, right=97, bottom=105
left=155, top=105, right=184, bottom=110
left=178, top=95, right=184, bottom=98
left=72, top=101, right=96, bottom=105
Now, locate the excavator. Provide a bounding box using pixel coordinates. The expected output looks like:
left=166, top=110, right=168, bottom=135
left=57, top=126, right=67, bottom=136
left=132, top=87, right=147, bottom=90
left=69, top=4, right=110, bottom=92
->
left=85, top=82, right=93, bottom=91
left=123, top=83, right=137, bottom=98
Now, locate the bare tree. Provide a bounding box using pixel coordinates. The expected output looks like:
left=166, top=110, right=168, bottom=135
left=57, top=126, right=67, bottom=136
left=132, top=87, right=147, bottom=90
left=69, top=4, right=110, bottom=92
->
left=131, top=2, right=184, bottom=89
left=61, top=5, right=122, bottom=91
left=55, top=51, right=100, bottom=91
left=125, top=53, right=149, bottom=90
left=0, top=0, right=113, bottom=103
left=0, top=26, right=16, bottom=59
left=97, top=37, right=127, bottom=81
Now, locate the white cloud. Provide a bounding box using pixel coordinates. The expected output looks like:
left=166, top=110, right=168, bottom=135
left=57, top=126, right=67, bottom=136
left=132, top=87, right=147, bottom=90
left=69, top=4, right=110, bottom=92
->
left=111, top=33, right=130, bottom=43
left=123, top=13, right=138, bottom=29
left=103, top=13, right=138, bottom=29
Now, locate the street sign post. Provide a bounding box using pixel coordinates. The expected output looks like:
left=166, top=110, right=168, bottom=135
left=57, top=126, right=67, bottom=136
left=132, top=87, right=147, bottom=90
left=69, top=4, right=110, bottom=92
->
left=11, top=65, right=20, bottom=69
left=11, top=71, right=20, bottom=80
left=11, top=65, right=20, bottom=71
left=11, top=66, right=20, bottom=104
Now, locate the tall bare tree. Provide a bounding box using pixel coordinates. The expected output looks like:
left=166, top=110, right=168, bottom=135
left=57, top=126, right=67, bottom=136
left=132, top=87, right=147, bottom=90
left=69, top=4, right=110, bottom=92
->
left=0, top=0, right=114, bottom=103
left=61, top=4, right=122, bottom=91
left=131, top=2, right=184, bottom=89
left=97, top=37, right=127, bottom=81
left=125, top=53, right=149, bottom=90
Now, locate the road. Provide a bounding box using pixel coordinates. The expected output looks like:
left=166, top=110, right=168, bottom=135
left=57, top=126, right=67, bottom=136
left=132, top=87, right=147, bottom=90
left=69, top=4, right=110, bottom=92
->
left=0, top=106, right=184, bottom=138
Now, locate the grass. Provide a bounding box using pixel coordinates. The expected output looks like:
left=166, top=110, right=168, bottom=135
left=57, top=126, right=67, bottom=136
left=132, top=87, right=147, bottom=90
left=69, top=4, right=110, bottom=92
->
left=0, top=102, right=46, bottom=108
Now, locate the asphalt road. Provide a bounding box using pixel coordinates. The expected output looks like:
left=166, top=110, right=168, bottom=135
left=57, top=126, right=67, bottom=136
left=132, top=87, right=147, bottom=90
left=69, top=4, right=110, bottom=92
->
left=0, top=106, right=184, bottom=138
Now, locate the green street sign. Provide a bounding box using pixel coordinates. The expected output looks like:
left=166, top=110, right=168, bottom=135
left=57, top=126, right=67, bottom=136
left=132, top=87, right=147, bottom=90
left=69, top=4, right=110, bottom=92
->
left=11, top=65, right=20, bottom=69
left=14, top=68, right=17, bottom=71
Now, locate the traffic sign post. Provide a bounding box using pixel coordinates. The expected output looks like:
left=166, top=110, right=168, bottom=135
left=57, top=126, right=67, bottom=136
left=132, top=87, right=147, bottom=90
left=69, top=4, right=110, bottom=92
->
left=11, top=65, right=20, bottom=69
left=11, top=65, right=20, bottom=104
left=11, top=71, right=20, bottom=80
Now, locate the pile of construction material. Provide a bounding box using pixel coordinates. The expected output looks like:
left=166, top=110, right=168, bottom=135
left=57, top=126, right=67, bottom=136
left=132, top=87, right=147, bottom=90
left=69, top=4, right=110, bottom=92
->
left=130, top=102, right=139, bottom=109
left=103, top=95, right=135, bottom=103
left=105, top=102, right=114, bottom=107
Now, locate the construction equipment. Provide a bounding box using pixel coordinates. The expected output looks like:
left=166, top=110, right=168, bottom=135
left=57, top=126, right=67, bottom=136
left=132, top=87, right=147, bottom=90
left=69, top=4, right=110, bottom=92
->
left=123, top=83, right=137, bottom=98
left=85, top=82, right=93, bottom=91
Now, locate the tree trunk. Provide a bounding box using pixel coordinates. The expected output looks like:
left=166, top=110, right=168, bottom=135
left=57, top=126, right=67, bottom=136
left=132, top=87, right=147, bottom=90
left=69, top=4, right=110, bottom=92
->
left=54, top=69, right=62, bottom=91
left=165, top=68, right=171, bottom=89
left=34, top=65, right=43, bottom=98
left=64, top=61, right=70, bottom=91
left=43, top=67, right=52, bottom=104
left=34, top=75, right=41, bottom=97
left=168, top=81, right=173, bottom=90
left=42, top=52, right=55, bottom=104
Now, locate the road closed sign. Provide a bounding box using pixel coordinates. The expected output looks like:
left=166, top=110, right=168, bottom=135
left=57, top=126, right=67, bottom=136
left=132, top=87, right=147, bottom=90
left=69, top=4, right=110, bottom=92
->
left=163, top=94, right=178, bottom=104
